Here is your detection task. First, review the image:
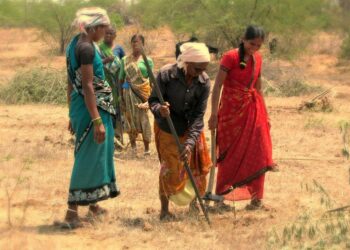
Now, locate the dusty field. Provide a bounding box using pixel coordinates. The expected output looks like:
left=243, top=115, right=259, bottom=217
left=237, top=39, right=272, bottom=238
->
left=0, top=28, right=350, bottom=249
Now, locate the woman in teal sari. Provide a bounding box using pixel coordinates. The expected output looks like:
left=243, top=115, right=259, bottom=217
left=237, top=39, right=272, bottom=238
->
left=64, top=7, right=120, bottom=228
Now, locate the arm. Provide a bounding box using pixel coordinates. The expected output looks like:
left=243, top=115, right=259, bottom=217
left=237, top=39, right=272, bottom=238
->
left=67, top=77, right=73, bottom=108
left=118, top=57, right=126, bottom=84
left=255, top=76, right=270, bottom=124
left=148, top=58, right=154, bottom=73
left=184, top=83, right=210, bottom=150
left=81, top=64, right=106, bottom=144
left=67, top=77, right=74, bottom=134
left=102, top=56, right=114, bottom=64
left=208, top=67, right=227, bottom=130
left=148, top=72, right=169, bottom=118
left=81, top=64, right=101, bottom=120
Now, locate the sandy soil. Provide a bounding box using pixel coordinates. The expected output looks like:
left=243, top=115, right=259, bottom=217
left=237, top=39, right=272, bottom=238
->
left=0, top=28, right=350, bottom=249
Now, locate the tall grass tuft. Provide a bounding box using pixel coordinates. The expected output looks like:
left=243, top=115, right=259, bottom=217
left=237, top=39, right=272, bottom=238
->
left=0, top=67, right=66, bottom=105
left=267, top=181, right=350, bottom=249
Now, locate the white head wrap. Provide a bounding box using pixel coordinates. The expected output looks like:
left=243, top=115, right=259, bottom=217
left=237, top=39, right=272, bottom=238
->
left=72, top=7, right=110, bottom=34
left=177, top=42, right=210, bottom=69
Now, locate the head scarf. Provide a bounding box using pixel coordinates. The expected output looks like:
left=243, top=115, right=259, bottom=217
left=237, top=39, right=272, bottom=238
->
left=72, top=7, right=110, bottom=34
left=177, top=42, right=210, bottom=69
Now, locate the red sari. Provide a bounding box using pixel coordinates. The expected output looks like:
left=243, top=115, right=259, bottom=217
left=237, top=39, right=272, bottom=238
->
left=216, top=49, right=273, bottom=201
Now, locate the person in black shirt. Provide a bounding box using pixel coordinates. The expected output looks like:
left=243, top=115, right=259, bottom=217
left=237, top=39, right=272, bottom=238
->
left=149, top=42, right=212, bottom=220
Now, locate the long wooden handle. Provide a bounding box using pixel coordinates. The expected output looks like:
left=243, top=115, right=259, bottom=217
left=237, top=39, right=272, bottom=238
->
left=140, top=47, right=211, bottom=226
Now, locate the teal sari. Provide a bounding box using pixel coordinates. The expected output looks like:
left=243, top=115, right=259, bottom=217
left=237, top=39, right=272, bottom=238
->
left=66, top=35, right=120, bottom=205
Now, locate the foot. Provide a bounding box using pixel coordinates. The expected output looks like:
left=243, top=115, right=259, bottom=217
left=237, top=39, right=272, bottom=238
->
left=245, top=199, right=263, bottom=210
left=131, top=147, right=137, bottom=158
left=189, top=200, right=200, bottom=214
left=64, top=208, right=79, bottom=222
left=144, top=150, right=151, bottom=156
left=88, top=204, right=108, bottom=217
left=54, top=209, right=82, bottom=230
left=216, top=201, right=233, bottom=211
left=270, top=163, right=279, bottom=172
left=160, top=211, right=176, bottom=221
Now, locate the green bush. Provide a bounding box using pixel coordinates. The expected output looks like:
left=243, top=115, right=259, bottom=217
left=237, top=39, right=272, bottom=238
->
left=0, top=67, right=66, bottom=104
left=279, top=79, right=322, bottom=97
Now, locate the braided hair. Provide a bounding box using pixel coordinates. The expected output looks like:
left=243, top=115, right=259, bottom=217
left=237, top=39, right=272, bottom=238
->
left=239, top=25, right=265, bottom=69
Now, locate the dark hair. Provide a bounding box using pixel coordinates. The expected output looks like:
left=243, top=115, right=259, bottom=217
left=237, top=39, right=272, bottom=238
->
left=239, top=25, right=265, bottom=69
left=131, top=34, right=145, bottom=45
left=107, top=25, right=116, bottom=33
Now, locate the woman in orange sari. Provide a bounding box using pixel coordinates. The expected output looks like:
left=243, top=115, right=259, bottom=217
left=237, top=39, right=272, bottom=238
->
left=208, top=25, right=274, bottom=210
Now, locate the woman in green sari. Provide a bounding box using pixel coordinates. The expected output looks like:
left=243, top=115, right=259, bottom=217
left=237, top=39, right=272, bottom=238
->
left=64, top=7, right=120, bottom=228
left=119, top=34, right=153, bottom=156
left=99, top=26, right=124, bottom=146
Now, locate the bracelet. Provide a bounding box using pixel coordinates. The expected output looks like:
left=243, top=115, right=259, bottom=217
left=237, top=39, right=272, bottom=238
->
left=92, top=117, right=102, bottom=126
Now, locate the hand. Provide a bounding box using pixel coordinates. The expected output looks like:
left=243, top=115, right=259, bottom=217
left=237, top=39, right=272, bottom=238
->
left=68, top=121, right=75, bottom=135
left=106, top=56, right=114, bottom=63
left=94, top=123, right=106, bottom=144
left=208, top=114, right=218, bottom=130
left=179, top=144, right=191, bottom=162
left=137, top=102, right=149, bottom=110
left=159, top=102, right=170, bottom=118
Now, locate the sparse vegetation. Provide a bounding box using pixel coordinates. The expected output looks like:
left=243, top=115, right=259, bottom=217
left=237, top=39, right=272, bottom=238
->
left=341, top=35, right=350, bottom=60
left=1, top=1, right=350, bottom=249
left=304, top=117, right=325, bottom=131
left=268, top=181, right=350, bottom=249
left=263, top=78, right=322, bottom=97
left=0, top=67, right=66, bottom=105
left=340, top=121, right=350, bottom=160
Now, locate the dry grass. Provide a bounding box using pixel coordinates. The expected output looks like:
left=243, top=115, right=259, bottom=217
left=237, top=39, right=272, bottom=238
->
left=1, top=28, right=350, bottom=249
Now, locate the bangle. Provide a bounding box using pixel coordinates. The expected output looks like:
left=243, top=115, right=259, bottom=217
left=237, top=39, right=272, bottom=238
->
left=92, top=117, right=102, bottom=126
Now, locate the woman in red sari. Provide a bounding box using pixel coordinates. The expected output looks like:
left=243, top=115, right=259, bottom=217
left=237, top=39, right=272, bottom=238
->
left=208, top=25, right=274, bottom=209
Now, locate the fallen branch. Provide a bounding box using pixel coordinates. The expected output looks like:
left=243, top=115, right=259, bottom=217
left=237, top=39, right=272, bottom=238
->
left=326, top=205, right=350, bottom=213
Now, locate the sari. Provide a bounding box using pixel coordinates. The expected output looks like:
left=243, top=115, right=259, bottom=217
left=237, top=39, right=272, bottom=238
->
left=216, top=49, right=273, bottom=201
left=154, top=123, right=211, bottom=198
left=119, top=55, right=153, bottom=143
left=99, top=42, right=123, bottom=140
left=66, top=35, right=120, bottom=205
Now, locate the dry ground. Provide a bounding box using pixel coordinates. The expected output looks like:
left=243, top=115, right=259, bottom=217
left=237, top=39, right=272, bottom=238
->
left=0, top=28, right=350, bottom=249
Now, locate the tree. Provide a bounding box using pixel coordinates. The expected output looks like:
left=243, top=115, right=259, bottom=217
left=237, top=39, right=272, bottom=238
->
left=28, top=0, right=125, bottom=55
left=132, top=0, right=331, bottom=57
left=0, top=0, right=27, bottom=27
left=28, top=0, right=81, bottom=55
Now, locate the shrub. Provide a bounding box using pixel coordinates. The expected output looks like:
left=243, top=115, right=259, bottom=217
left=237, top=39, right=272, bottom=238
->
left=341, top=34, right=350, bottom=60
left=0, top=67, right=66, bottom=105
left=263, top=78, right=322, bottom=97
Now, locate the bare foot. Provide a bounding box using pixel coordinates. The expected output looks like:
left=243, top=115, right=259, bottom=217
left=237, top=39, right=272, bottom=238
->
left=270, top=163, right=280, bottom=172
left=214, top=201, right=233, bottom=212
left=189, top=200, right=200, bottom=214
left=245, top=199, right=268, bottom=211
left=160, top=211, right=176, bottom=221
left=88, top=204, right=108, bottom=217
left=54, top=209, right=82, bottom=230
